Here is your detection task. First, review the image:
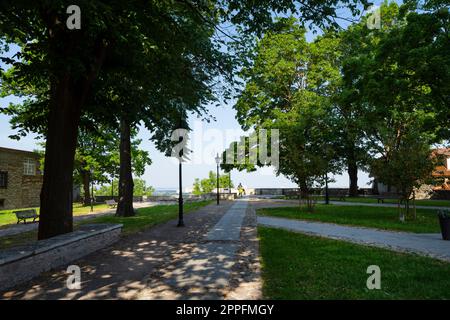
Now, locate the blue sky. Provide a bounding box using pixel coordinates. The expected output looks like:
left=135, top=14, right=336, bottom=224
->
left=0, top=2, right=398, bottom=190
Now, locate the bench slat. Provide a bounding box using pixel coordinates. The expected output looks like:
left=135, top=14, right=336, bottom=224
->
left=13, top=209, right=39, bottom=224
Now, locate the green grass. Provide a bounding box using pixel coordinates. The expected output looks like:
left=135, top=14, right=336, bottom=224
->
left=0, top=203, right=110, bottom=228
left=282, top=195, right=450, bottom=207
left=0, top=201, right=212, bottom=250
left=259, top=227, right=450, bottom=299
left=80, top=200, right=212, bottom=234
left=257, top=204, right=440, bottom=233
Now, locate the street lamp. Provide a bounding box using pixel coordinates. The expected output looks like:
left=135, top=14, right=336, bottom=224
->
left=215, top=153, right=221, bottom=205
left=177, top=159, right=184, bottom=227
left=90, top=168, right=94, bottom=212
left=325, top=172, right=330, bottom=205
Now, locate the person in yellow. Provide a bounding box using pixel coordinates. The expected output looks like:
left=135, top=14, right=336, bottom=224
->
left=237, top=183, right=245, bottom=197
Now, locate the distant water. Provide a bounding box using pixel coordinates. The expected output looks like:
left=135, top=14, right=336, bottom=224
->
left=153, top=188, right=178, bottom=196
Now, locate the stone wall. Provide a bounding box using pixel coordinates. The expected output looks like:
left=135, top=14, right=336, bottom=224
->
left=0, top=147, right=42, bottom=210
left=0, top=223, right=122, bottom=291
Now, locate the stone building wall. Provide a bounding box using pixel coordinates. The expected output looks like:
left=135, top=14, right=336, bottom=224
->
left=0, top=147, right=43, bottom=210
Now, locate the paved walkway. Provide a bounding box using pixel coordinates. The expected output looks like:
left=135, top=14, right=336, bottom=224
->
left=258, top=216, right=450, bottom=262
left=1, top=199, right=261, bottom=300
left=0, top=202, right=155, bottom=238
left=143, top=199, right=251, bottom=298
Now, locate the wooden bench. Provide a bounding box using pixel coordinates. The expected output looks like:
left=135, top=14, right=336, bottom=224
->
left=13, top=209, right=39, bottom=224
left=105, top=199, right=118, bottom=208
left=376, top=192, right=403, bottom=204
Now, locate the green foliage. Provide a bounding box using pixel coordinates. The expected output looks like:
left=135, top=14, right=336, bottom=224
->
left=233, top=18, right=342, bottom=192
left=192, top=171, right=233, bottom=194
left=338, top=1, right=450, bottom=218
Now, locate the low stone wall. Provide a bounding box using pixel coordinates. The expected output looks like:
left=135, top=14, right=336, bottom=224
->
left=94, top=195, right=144, bottom=203
left=0, top=223, right=122, bottom=291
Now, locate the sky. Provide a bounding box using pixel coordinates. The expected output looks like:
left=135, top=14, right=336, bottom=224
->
left=0, top=2, right=398, bottom=190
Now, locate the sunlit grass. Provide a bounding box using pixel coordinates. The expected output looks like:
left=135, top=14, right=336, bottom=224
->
left=257, top=204, right=440, bottom=233
left=0, top=201, right=212, bottom=250
left=0, top=203, right=110, bottom=228
left=259, top=227, right=450, bottom=299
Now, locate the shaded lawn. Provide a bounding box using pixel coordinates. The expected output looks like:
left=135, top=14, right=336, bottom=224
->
left=80, top=200, right=212, bottom=235
left=0, top=201, right=212, bottom=250
left=259, top=227, right=450, bottom=299
left=0, top=203, right=110, bottom=228
left=257, top=204, right=440, bottom=233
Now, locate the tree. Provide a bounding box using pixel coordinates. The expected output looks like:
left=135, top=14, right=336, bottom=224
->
left=0, top=1, right=229, bottom=237
left=370, top=130, right=438, bottom=221
left=342, top=1, right=449, bottom=219
left=75, top=126, right=151, bottom=206
left=233, top=18, right=341, bottom=203
left=0, top=1, right=371, bottom=239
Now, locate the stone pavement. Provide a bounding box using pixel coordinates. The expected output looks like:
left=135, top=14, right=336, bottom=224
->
left=136, top=199, right=257, bottom=299
left=0, top=202, right=156, bottom=238
left=258, top=216, right=450, bottom=262
left=1, top=199, right=261, bottom=300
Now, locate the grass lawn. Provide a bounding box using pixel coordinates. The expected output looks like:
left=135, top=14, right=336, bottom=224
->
left=0, top=203, right=110, bottom=228
left=259, top=227, right=450, bottom=299
left=257, top=204, right=440, bottom=233
left=283, top=195, right=450, bottom=208
left=0, top=201, right=212, bottom=250
left=79, top=200, right=212, bottom=235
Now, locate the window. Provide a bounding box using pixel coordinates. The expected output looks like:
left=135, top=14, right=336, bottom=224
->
left=0, top=172, right=7, bottom=189
left=23, top=159, right=36, bottom=176
left=0, top=199, right=4, bottom=208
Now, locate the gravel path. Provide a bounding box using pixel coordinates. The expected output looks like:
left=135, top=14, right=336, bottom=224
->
left=258, top=216, right=450, bottom=262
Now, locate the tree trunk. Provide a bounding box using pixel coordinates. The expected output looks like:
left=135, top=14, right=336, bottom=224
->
left=348, top=159, right=358, bottom=197
left=36, top=24, right=106, bottom=239
left=38, top=78, right=82, bottom=240
left=81, top=170, right=91, bottom=206
left=116, top=118, right=135, bottom=217
left=299, top=179, right=309, bottom=199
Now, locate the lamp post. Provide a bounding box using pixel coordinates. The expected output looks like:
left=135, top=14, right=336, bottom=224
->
left=177, top=160, right=184, bottom=227
left=325, top=172, right=330, bottom=205
left=229, top=171, right=231, bottom=194
left=111, top=176, right=114, bottom=200
left=90, top=168, right=94, bottom=212
left=215, top=153, right=221, bottom=205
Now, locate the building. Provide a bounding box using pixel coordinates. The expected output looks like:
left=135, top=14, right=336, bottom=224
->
left=373, top=148, right=450, bottom=198
left=0, top=147, right=43, bottom=210
left=432, top=148, right=450, bottom=190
